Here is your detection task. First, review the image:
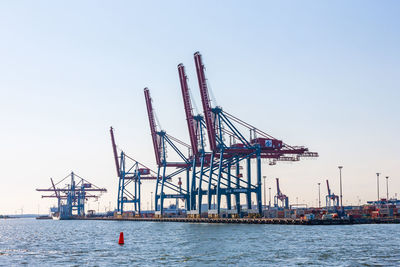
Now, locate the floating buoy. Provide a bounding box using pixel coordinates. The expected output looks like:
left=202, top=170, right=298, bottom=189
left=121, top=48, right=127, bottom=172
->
left=118, top=232, right=124, bottom=245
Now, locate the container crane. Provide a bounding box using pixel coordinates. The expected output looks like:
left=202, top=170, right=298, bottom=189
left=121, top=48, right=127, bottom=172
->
left=110, top=127, right=159, bottom=215
left=325, top=179, right=339, bottom=210
left=144, top=87, right=191, bottom=216
left=195, top=51, right=257, bottom=217
left=274, top=178, right=289, bottom=209
left=178, top=63, right=212, bottom=216
left=36, top=172, right=106, bottom=219
left=193, top=51, right=318, bottom=217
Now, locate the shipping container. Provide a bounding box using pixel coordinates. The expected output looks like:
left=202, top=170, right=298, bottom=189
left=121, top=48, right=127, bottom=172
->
left=277, top=211, right=285, bottom=218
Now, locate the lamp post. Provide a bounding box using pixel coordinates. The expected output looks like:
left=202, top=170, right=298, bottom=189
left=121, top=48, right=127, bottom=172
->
left=151, top=192, right=153, bottom=211
left=268, top=187, right=271, bottom=208
left=318, top=182, right=321, bottom=208
left=376, top=173, right=380, bottom=203
left=263, top=176, right=267, bottom=209
left=386, top=176, right=389, bottom=201
left=338, top=166, right=343, bottom=214
left=212, top=184, right=216, bottom=208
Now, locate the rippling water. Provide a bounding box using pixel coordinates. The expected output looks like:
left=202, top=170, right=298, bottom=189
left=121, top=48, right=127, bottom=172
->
left=0, top=218, right=399, bottom=266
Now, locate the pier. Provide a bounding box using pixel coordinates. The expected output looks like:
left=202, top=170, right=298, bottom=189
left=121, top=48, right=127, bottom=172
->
left=80, top=216, right=400, bottom=225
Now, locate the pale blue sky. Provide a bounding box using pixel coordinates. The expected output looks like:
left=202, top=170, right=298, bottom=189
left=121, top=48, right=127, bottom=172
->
left=0, top=1, right=399, bottom=214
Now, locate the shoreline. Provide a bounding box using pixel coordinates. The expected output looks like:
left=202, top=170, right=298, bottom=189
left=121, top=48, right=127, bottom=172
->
left=74, top=216, right=400, bottom=225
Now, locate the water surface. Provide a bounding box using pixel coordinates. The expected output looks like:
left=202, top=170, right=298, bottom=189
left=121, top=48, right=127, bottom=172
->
left=0, top=218, right=399, bottom=266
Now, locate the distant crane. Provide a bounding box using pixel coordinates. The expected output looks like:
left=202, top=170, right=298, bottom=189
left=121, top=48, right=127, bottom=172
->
left=36, top=172, right=106, bottom=219
left=325, top=179, right=339, bottom=210
left=110, top=127, right=160, bottom=215
left=274, top=178, right=289, bottom=209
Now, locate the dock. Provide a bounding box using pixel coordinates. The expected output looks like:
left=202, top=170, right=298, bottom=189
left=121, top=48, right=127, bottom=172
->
left=79, top=216, right=400, bottom=225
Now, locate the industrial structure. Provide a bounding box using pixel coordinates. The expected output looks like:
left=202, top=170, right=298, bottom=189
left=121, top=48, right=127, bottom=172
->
left=144, top=88, right=192, bottom=216
left=110, top=127, right=159, bottom=215
left=141, top=52, right=318, bottom=218
left=325, top=179, right=339, bottom=210
left=36, top=172, right=106, bottom=219
left=33, top=52, right=400, bottom=224
left=274, top=178, right=289, bottom=209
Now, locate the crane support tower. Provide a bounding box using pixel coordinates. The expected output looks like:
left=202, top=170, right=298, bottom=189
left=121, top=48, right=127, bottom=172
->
left=36, top=172, right=107, bottom=219
left=110, top=127, right=159, bottom=215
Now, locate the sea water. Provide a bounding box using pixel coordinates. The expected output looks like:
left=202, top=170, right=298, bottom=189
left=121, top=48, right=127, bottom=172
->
left=0, top=218, right=399, bottom=266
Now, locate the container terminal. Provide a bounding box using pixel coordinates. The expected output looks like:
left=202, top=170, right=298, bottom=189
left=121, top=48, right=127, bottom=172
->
left=36, top=52, right=398, bottom=225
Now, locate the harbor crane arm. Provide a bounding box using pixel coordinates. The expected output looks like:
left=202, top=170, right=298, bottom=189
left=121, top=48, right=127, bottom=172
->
left=110, top=127, right=120, bottom=177
left=144, top=87, right=162, bottom=166
left=50, top=178, right=60, bottom=199
left=178, top=63, right=198, bottom=156
left=194, top=51, right=217, bottom=151
left=326, top=179, right=331, bottom=196
left=276, top=178, right=281, bottom=195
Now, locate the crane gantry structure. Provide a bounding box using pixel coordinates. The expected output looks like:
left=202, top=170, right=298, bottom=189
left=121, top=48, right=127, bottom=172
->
left=36, top=172, right=107, bottom=219
left=110, top=127, right=160, bottom=215
left=274, top=178, right=289, bottom=209
left=144, top=88, right=192, bottom=216
left=325, top=179, right=339, bottom=210
left=142, top=51, right=318, bottom=218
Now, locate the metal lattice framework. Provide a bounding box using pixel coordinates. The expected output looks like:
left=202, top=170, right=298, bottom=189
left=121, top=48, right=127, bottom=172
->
left=325, top=179, right=339, bottom=210
left=36, top=172, right=106, bottom=218
left=110, top=127, right=159, bottom=215
left=144, top=88, right=191, bottom=216
left=139, top=52, right=318, bottom=218
left=274, top=178, right=289, bottom=209
left=179, top=52, right=318, bottom=218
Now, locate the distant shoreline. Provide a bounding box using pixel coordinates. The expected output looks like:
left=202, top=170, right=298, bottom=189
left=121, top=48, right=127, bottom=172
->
left=1, top=214, right=45, bottom=219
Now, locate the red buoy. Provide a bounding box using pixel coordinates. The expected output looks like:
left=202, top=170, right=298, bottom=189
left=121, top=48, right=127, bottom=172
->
left=118, top=232, right=124, bottom=245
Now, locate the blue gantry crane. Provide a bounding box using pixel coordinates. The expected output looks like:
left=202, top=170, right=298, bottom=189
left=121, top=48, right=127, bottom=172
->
left=177, top=63, right=211, bottom=217
left=144, top=88, right=191, bottom=217
left=325, top=179, right=339, bottom=210
left=36, top=172, right=107, bottom=219
left=187, top=52, right=318, bottom=218
left=110, top=127, right=160, bottom=215
left=128, top=51, right=318, bottom=219
left=274, top=178, right=289, bottom=209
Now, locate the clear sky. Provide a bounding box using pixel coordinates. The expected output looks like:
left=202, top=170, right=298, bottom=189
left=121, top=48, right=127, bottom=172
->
left=0, top=1, right=399, bottom=214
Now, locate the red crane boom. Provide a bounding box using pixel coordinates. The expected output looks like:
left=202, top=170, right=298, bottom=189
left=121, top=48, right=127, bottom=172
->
left=144, top=87, right=161, bottom=166
left=326, top=179, right=331, bottom=196
left=194, top=52, right=217, bottom=151
left=178, top=63, right=198, bottom=157
left=110, top=127, right=120, bottom=177
left=276, top=178, right=281, bottom=195
left=50, top=178, right=60, bottom=200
